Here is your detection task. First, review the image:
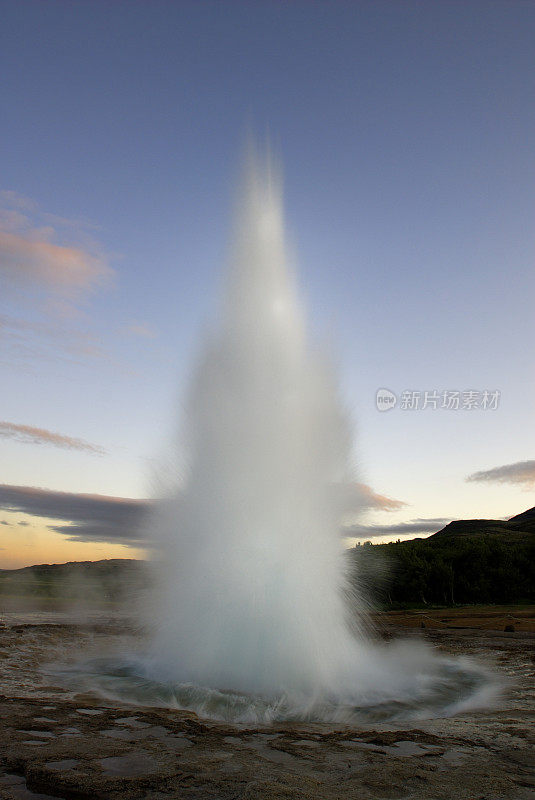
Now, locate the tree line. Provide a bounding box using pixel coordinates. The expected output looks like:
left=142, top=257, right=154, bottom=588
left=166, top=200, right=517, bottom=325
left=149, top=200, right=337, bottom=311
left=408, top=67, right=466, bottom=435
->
left=352, top=531, right=535, bottom=607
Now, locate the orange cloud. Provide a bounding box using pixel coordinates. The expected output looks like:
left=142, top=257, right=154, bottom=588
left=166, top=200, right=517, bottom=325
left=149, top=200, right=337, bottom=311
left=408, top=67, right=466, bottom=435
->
left=355, top=482, right=407, bottom=512
left=337, top=482, right=406, bottom=515
left=0, top=190, right=112, bottom=313
left=0, top=421, right=106, bottom=454
left=0, top=231, right=109, bottom=294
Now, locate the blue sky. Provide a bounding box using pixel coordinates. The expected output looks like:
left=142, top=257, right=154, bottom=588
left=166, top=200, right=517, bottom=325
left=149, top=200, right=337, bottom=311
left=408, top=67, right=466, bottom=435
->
left=1, top=1, right=534, bottom=567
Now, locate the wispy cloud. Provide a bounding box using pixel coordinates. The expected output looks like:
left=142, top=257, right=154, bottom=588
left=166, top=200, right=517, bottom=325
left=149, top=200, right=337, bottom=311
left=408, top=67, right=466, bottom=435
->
left=0, top=192, right=112, bottom=370
left=0, top=231, right=109, bottom=299
left=0, top=191, right=112, bottom=314
left=0, top=313, right=106, bottom=369
left=0, top=484, right=150, bottom=546
left=123, top=322, right=157, bottom=339
left=0, top=480, right=407, bottom=547
left=344, top=517, right=450, bottom=540
left=0, top=422, right=105, bottom=455
left=467, top=460, right=535, bottom=489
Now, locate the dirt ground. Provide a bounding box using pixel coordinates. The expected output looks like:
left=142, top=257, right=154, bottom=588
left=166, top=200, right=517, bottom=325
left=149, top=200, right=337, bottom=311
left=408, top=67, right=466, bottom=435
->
left=375, top=605, right=535, bottom=633
left=0, top=608, right=533, bottom=800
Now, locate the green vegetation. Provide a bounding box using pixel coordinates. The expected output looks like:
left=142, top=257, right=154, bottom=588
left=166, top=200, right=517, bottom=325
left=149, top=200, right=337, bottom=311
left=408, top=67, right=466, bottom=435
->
left=353, top=508, right=535, bottom=608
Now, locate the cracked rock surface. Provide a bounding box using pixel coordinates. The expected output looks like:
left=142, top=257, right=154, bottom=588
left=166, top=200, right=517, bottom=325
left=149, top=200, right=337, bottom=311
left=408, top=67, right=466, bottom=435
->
left=0, top=612, right=533, bottom=799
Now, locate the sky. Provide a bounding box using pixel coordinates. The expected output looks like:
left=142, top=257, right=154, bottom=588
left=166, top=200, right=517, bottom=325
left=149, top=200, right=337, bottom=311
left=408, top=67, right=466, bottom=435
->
left=1, top=0, right=534, bottom=568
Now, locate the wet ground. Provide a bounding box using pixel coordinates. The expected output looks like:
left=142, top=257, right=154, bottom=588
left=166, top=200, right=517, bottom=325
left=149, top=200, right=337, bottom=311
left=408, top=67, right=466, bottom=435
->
left=0, top=609, right=533, bottom=799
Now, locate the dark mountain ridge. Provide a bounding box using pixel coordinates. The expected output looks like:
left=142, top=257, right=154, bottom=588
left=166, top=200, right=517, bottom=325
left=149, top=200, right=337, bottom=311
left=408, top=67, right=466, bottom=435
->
left=428, top=507, right=534, bottom=541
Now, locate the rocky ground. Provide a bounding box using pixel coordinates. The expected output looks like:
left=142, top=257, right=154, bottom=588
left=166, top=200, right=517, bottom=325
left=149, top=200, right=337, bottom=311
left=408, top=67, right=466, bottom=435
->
left=0, top=609, right=533, bottom=800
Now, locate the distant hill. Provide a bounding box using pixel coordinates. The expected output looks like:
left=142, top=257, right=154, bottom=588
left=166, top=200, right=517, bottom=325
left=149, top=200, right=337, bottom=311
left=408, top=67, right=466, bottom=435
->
left=0, top=558, right=143, bottom=576
left=508, top=506, right=535, bottom=529
left=0, top=558, right=148, bottom=607
left=354, top=507, right=535, bottom=607
left=427, top=507, right=535, bottom=541
left=1, top=507, right=534, bottom=610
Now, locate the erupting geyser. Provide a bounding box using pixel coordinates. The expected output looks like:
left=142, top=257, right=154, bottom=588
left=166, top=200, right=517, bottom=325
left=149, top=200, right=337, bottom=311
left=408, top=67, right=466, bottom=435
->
left=150, top=148, right=363, bottom=699
left=66, top=146, right=499, bottom=723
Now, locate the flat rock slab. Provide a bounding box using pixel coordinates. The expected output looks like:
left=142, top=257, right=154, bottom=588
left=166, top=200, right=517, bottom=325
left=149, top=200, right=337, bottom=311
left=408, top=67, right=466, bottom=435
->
left=43, top=762, right=78, bottom=773
left=97, top=752, right=159, bottom=777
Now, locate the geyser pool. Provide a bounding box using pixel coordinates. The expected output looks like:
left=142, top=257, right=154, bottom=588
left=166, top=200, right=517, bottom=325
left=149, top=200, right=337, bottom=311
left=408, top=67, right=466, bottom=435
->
left=64, top=148, right=500, bottom=722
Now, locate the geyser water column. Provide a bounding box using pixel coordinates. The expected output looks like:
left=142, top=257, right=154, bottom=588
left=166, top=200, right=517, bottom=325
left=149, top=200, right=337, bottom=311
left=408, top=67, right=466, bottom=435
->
left=149, top=148, right=364, bottom=698
left=56, top=146, right=498, bottom=722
